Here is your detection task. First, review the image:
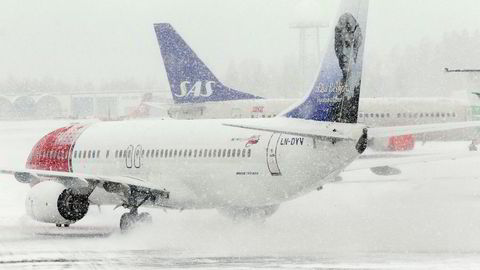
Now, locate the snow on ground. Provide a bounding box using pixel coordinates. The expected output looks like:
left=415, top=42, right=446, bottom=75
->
left=1, top=120, right=480, bottom=269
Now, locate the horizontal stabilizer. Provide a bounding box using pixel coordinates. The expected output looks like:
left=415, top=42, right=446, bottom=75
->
left=368, top=121, right=480, bottom=138
left=344, top=151, right=480, bottom=172
left=223, top=118, right=363, bottom=140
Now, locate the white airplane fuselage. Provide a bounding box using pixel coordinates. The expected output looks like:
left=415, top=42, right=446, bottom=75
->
left=32, top=119, right=362, bottom=210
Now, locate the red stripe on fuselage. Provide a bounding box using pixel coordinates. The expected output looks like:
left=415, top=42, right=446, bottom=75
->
left=26, top=124, right=89, bottom=172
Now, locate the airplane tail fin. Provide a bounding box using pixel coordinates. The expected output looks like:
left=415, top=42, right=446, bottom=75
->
left=154, top=23, right=261, bottom=104
left=283, top=0, right=369, bottom=123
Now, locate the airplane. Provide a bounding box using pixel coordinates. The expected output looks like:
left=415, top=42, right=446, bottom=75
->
left=152, top=22, right=476, bottom=151
left=2, top=0, right=480, bottom=232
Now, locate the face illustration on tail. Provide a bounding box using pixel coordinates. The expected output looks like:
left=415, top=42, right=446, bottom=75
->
left=284, top=0, right=368, bottom=123
left=335, top=13, right=362, bottom=83
left=333, top=12, right=363, bottom=123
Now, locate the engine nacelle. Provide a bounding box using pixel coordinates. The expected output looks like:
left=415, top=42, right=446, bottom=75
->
left=25, top=181, right=89, bottom=224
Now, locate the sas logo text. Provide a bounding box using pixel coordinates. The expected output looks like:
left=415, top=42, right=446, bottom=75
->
left=280, top=137, right=304, bottom=146
left=176, top=81, right=215, bottom=97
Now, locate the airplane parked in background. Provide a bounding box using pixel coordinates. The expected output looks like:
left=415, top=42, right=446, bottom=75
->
left=2, top=0, right=480, bottom=232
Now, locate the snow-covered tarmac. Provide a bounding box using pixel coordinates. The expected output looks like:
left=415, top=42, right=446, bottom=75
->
left=1, top=120, right=480, bottom=269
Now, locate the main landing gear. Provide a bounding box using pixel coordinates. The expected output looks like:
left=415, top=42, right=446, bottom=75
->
left=119, top=187, right=156, bottom=232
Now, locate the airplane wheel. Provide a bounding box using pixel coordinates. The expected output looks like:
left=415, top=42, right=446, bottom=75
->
left=120, top=213, right=136, bottom=232
left=138, top=212, right=152, bottom=224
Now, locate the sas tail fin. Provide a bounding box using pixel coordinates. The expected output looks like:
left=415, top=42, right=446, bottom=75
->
left=284, top=0, right=369, bottom=123
left=154, top=23, right=261, bottom=104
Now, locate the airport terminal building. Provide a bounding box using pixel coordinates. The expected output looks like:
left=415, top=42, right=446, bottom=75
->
left=0, top=91, right=171, bottom=120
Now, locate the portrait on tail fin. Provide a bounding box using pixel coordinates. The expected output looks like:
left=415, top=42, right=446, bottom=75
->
left=283, top=0, right=368, bottom=123
left=333, top=12, right=363, bottom=123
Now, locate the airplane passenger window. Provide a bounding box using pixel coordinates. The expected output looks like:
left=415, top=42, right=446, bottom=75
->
left=174, top=150, right=177, bottom=157
left=213, top=149, right=216, bottom=157
left=436, top=113, right=440, bottom=117
left=375, top=113, right=379, bottom=118
left=128, top=150, right=131, bottom=158
left=386, top=113, right=390, bottom=118
left=83, top=151, right=87, bottom=159
left=188, top=150, right=192, bottom=157
left=208, top=149, right=212, bottom=157
left=222, top=149, right=226, bottom=157
left=92, top=151, right=95, bottom=158
left=119, top=150, right=123, bottom=159
left=380, top=113, right=384, bottom=118
left=453, top=112, right=456, bottom=117
left=237, top=149, right=241, bottom=157
left=74, top=151, right=77, bottom=158
left=199, top=150, right=203, bottom=157
left=178, top=150, right=182, bottom=157
left=420, top=113, right=423, bottom=118
left=217, top=149, right=221, bottom=157
left=155, top=150, right=159, bottom=158
left=227, top=149, right=231, bottom=157
left=397, top=113, right=401, bottom=118
left=184, top=150, right=187, bottom=157
left=242, top=149, right=246, bottom=157
left=441, top=113, right=445, bottom=117
left=88, top=150, right=92, bottom=158
left=141, top=150, right=145, bottom=157
left=232, top=149, right=236, bottom=157
left=169, top=149, right=173, bottom=157
left=106, top=150, right=110, bottom=158
left=146, top=150, right=150, bottom=158
left=359, top=113, right=363, bottom=118
left=115, top=150, right=118, bottom=158
left=194, top=149, right=197, bottom=157
left=97, top=150, right=100, bottom=158
left=247, top=149, right=251, bottom=158
left=160, top=150, right=164, bottom=158
left=447, top=113, right=451, bottom=117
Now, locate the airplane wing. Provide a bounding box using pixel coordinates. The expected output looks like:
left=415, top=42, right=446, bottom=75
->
left=0, top=168, right=169, bottom=199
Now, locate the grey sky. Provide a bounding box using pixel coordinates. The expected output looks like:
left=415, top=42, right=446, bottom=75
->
left=1, top=0, right=479, bottom=91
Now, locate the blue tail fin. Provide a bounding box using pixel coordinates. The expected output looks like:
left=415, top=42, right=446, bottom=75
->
left=154, top=23, right=261, bottom=104
left=284, top=0, right=369, bottom=123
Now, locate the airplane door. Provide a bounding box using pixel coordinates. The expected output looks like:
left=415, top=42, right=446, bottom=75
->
left=266, top=133, right=282, bottom=176
left=134, top=145, right=142, bottom=168
left=125, top=145, right=134, bottom=168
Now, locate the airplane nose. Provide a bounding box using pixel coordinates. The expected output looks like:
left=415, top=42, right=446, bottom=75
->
left=26, top=124, right=89, bottom=172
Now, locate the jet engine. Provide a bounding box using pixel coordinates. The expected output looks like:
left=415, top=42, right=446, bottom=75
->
left=25, top=181, right=89, bottom=224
